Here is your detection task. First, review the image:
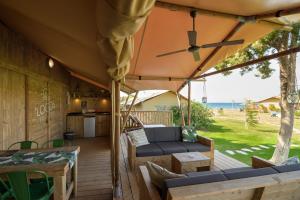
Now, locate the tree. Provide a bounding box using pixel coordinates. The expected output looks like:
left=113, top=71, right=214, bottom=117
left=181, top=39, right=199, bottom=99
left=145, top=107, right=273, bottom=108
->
left=216, top=23, right=300, bottom=164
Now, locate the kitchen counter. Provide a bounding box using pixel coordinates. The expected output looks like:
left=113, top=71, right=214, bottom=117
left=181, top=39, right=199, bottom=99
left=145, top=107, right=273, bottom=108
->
left=66, top=113, right=111, bottom=137
left=67, top=112, right=111, bottom=116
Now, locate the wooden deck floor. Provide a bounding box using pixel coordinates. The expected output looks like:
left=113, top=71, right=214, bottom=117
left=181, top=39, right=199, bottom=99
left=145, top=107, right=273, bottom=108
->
left=71, top=135, right=247, bottom=200
left=73, top=137, right=113, bottom=200
left=119, top=134, right=248, bottom=200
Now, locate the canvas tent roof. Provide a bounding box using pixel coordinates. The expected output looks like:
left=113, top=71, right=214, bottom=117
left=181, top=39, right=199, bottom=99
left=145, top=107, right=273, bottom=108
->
left=0, top=0, right=300, bottom=93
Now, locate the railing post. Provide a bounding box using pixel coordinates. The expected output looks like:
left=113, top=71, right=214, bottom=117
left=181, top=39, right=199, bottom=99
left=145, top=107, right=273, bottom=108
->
left=188, top=81, right=191, bottom=126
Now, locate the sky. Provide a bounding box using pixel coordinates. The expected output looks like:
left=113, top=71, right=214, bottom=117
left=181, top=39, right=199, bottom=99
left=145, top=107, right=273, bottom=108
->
left=180, top=55, right=300, bottom=103
left=121, top=55, right=300, bottom=103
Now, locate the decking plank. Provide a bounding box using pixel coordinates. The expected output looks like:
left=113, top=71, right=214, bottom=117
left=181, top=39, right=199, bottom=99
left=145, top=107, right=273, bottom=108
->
left=73, top=137, right=113, bottom=200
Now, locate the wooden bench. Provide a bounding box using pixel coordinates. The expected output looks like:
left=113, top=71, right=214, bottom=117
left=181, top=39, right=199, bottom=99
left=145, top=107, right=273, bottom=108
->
left=138, top=156, right=300, bottom=200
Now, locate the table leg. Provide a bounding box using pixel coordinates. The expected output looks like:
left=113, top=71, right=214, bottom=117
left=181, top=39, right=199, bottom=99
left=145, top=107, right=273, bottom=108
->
left=71, top=158, right=78, bottom=197
left=54, top=175, right=66, bottom=200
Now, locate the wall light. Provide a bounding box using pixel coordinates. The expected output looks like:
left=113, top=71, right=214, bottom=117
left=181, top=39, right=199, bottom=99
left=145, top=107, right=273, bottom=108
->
left=48, top=58, right=54, bottom=68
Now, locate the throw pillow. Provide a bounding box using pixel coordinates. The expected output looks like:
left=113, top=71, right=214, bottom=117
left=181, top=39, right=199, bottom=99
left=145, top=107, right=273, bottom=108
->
left=127, top=129, right=149, bottom=147
left=146, top=161, right=186, bottom=189
left=281, top=156, right=300, bottom=165
left=182, top=126, right=198, bottom=142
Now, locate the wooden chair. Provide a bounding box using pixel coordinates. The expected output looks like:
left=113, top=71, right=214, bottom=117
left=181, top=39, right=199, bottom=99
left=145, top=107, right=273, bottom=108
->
left=42, top=139, right=64, bottom=148
left=0, top=177, right=13, bottom=200
left=8, top=141, right=38, bottom=150
left=7, top=170, right=54, bottom=200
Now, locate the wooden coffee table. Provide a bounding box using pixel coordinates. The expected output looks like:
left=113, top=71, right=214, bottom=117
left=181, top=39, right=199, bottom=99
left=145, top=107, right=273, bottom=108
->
left=172, top=152, right=210, bottom=173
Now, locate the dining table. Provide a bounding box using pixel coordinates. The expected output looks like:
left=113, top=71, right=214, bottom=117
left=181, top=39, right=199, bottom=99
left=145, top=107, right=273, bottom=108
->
left=0, top=145, right=80, bottom=200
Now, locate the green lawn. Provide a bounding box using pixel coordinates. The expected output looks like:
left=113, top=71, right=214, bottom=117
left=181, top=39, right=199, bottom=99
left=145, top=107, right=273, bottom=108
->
left=199, top=118, right=300, bottom=165
left=295, top=117, right=300, bottom=129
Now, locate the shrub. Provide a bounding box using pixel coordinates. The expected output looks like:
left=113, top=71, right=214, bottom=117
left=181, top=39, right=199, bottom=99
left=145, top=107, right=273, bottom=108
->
left=171, top=102, right=214, bottom=130
left=259, top=104, right=269, bottom=113
left=245, top=100, right=259, bottom=128
left=269, top=104, right=280, bottom=112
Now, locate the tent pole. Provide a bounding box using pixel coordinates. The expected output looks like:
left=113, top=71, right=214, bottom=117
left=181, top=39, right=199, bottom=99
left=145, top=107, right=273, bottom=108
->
left=176, top=93, right=185, bottom=126
left=114, top=81, right=121, bottom=197
left=194, top=46, right=300, bottom=79
left=111, top=80, right=115, bottom=188
left=121, top=91, right=139, bottom=132
left=122, top=94, right=130, bottom=111
left=187, top=81, right=191, bottom=126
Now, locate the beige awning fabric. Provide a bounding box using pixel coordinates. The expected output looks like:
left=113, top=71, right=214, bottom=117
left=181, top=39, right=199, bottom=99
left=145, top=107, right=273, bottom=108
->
left=0, top=0, right=300, bottom=92
left=96, top=0, right=155, bottom=81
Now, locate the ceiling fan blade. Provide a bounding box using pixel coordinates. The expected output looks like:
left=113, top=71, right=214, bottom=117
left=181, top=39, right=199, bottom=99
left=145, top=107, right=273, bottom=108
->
left=188, top=31, right=197, bottom=46
left=200, top=39, right=244, bottom=48
left=192, top=51, right=200, bottom=61
left=156, top=49, right=187, bottom=57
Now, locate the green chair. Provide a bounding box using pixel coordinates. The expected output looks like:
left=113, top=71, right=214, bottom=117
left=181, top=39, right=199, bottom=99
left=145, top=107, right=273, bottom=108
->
left=0, top=177, right=13, bottom=200
left=7, top=171, right=54, bottom=200
left=8, top=141, right=39, bottom=150
left=42, top=139, right=64, bottom=148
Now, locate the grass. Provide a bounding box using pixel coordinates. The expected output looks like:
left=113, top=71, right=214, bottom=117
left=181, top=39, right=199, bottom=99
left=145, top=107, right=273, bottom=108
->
left=199, top=118, right=300, bottom=165
left=295, top=117, right=300, bottom=129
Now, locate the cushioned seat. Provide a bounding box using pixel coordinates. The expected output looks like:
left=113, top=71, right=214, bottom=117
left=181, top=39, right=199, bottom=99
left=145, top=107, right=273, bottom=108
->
left=224, top=167, right=278, bottom=180
left=181, top=142, right=210, bottom=152
left=272, top=164, right=300, bottom=173
left=144, top=127, right=182, bottom=142
left=222, top=167, right=252, bottom=174
left=136, top=143, right=164, bottom=157
left=156, top=142, right=187, bottom=155
left=186, top=170, right=223, bottom=177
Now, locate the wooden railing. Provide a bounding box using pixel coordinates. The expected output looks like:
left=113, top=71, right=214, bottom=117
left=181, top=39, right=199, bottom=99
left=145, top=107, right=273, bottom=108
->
left=121, top=111, right=173, bottom=131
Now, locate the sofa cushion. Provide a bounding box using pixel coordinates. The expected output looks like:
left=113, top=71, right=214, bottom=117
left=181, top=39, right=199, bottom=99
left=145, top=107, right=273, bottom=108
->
left=186, top=170, right=224, bottom=177
left=222, top=167, right=253, bottom=174
left=272, top=164, right=300, bottom=173
left=127, top=129, right=149, bottom=147
left=136, top=143, right=164, bottom=157
left=224, top=167, right=278, bottom=180
left=162, top=173, right=227, bottom=200
left=181, top=142, right=210, bottom=152
left=146, top=161, right=186, bottom=190
left=144, top=127, right=182, bottom=143
left=156, top=142, right=187, bottom=155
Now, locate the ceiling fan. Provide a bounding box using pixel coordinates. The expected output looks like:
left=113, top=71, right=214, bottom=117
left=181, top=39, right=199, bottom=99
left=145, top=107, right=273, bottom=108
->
left=156, top=10, right=245, bottom=61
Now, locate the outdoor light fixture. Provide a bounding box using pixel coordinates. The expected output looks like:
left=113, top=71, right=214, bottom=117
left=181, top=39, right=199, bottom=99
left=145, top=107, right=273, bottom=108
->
left=48, top=58, right=54, bottom=68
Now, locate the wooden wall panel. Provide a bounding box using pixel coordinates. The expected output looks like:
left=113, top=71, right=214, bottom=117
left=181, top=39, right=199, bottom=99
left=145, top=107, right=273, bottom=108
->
left=0, top=68, right=25, bottom=150
left=49, top=81, right=67, bottom=140
left=27, top=77, right=48, bottom=146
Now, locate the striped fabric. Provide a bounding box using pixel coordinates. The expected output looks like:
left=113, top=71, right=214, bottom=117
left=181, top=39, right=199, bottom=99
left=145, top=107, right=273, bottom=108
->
left=128, top=129, right=149, bottom=147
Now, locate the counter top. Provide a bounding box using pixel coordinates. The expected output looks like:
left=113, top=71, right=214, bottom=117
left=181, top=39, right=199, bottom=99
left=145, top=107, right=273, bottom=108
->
left=67, top=112, right=111, bottom=116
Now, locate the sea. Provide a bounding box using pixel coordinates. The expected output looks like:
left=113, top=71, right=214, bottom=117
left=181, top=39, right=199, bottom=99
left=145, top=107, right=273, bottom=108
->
left=205, top=103, right=244, bottom=110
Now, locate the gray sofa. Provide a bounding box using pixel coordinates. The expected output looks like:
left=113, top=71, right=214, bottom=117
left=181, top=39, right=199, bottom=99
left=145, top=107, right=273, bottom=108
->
left=138, top=163, right=300, bottom=200
left=127, top=127, right=214, bottom=170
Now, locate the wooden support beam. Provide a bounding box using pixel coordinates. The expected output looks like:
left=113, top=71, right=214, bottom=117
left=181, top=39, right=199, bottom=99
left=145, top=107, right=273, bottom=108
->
left=126, top=75, right=205, bottom=82
left=251, top=187, right=265, bottom=200
left=176, top=93, right=185, bottom=126
left=156, top=1, right=300, bottom=21
left=70, top=71, right=110, bottom=90
left=187, top=81, right=191, bottom=126
left=121, top=91, right=139, bottom=132
left=111, top=80, right=115, bottom=187
left=194, top=46, right=300, bottom=79
left=177, top=22, right=245, bottom=92
left=122, top=94, right=130, bottom=111
left=114, top=81, right=121, bottom=197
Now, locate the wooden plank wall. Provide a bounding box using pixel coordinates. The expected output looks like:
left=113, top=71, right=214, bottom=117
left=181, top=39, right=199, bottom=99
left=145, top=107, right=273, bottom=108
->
left=0, top=22, right=69, bottom=150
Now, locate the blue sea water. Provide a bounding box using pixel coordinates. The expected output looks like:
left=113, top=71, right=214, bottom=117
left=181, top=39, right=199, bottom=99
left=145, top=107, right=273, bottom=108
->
left=205, top=103, right=243, bottom=110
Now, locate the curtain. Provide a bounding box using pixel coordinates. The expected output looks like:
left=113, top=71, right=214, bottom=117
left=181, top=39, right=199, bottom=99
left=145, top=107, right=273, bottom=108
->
left=96, top=0, right=155, bottom=81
